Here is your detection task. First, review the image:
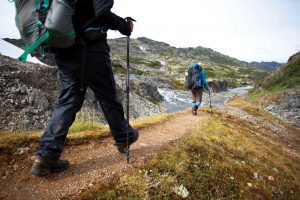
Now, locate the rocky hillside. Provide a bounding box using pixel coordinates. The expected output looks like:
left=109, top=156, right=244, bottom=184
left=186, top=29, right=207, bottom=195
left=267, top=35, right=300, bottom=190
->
left=0, top=54, right=166, bottom=131
left=108, top=37, right=269, bottom=88
left=262, top=51, right=300, bottom=89
left=4, top=37, right=269, bottom=88
left=250, top=51, right=300, bottom=128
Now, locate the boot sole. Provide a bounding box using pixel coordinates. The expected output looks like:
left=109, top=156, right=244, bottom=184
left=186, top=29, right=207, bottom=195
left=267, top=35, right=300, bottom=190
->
left=31, top=164, right=69, bottom=176
left=31, top=168, right=50, bottom=177
left=50, top=164, right=69, bottom=173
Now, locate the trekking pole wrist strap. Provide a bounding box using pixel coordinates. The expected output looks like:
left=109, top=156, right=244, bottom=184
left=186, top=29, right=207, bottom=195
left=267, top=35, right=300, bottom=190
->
left=18, top=31, right=50, bottom=63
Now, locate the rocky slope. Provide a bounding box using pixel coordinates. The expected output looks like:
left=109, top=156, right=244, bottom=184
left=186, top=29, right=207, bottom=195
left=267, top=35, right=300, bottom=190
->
left=4, top=37, right=269, bottom=88
left=262, top=89, right=300, bottom=128
left=0, top=54, right=166, bottom=131
left=252, top=51, right=300, bottom=128
left=108, top=37, right=269, bottom=88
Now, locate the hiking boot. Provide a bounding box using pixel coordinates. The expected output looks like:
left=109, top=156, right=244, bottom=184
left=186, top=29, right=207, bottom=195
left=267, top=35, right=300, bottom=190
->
left=31, top=155, right=69, bottom=177
left=115, top=129, right=139, bottom=154
left=192, top=107, right=198, bottom=115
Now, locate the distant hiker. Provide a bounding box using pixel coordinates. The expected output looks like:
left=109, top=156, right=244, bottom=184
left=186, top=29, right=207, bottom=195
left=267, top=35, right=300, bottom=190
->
left=185, top=63, right=209, bottom=115
left=29, top=0, right=139, bottom=177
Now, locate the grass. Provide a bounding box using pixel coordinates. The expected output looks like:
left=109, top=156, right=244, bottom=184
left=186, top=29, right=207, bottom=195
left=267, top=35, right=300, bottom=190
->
left=262, top=55, right=300, bottom=89
left=131, top=57, right=161, bottom=69
left=83, top=107, right=300, bottom=200
left=248, top=82, right=289, bottom=101
left=0, top=112, right=176, bottom=163
left=250, top=52, right=300, bottom=100
left=225, top=97, right=271, bottom=118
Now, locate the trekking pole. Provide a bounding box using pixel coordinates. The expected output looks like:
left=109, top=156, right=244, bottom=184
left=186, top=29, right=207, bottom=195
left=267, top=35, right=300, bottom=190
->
left=125, top=17, right=136, bottom=163
left=208, top=90, right=212, bottom=116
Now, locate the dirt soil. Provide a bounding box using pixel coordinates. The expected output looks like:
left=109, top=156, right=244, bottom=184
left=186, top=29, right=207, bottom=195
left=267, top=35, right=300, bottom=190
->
left=0, top=111, right=205, bottom=200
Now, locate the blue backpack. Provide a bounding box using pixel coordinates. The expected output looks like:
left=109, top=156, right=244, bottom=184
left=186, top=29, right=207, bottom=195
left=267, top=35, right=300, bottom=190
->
left=186, top=63, right=202, bottom=90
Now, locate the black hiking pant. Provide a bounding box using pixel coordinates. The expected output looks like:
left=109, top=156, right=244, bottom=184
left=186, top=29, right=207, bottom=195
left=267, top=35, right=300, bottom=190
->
left=37, top=41, right=135, bottom=160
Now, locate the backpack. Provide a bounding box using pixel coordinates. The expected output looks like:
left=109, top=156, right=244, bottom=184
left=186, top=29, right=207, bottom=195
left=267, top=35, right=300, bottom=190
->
left=13, top=0, right=77, bottom=63
left=185, top=63, right=203, bottom=90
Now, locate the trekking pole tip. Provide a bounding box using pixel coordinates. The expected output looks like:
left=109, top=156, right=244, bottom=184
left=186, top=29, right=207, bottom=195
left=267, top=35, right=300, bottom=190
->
left=126, top=152, right=130, bottom=163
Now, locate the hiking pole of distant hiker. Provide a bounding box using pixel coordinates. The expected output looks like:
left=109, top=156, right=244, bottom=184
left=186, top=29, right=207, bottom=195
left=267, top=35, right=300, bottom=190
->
left=125, top=17, right=136, bottom=163
left=209, top=89, right=212, bottom=116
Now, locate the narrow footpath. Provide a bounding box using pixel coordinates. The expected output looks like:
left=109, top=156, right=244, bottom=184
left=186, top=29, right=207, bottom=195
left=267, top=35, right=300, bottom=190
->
left=0, top=111, right=205, bottom=200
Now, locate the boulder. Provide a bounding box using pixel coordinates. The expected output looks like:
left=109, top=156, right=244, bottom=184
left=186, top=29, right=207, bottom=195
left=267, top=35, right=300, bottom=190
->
left=208, top=80, right=228, bottom=93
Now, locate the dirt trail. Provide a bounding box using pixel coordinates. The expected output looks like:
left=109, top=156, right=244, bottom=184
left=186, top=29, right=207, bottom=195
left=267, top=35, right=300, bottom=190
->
left=0, top=111, right=205, bottom=200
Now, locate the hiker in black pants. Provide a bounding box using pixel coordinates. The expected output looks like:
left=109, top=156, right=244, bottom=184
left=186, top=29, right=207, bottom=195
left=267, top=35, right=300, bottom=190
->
left=31, top=0, right=139, bottom=177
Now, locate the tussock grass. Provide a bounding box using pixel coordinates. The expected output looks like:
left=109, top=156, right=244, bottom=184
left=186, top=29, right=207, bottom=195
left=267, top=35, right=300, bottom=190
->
left=225, top=97, right=274, bottom=119
left=90, top=111, right=300, bottom=199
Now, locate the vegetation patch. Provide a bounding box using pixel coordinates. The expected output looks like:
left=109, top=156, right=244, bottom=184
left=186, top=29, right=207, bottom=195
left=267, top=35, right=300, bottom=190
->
left=131, top=57, right=161, bottom=69
left=250, top=51, right=300, bottom=99
left=225, top=97, right=271, bottom=118
left=0, top=112, right=176, bottom=163
left=86, top=111, right=299, bottom=199
left=170, top=77, right=184, bottom=90
left=112, top=63, right=126, bottom=74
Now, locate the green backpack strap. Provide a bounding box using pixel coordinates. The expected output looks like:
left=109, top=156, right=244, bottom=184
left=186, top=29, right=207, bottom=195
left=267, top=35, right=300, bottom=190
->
left=42, top=0, right=49, bottom=8
left=17, top=0, right=50, bottom=63
left=18, top=31, right=50, bottom=63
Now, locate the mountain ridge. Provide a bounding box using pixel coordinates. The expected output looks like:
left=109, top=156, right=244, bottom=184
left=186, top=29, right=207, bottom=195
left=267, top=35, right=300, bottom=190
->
left=249, top=61, right=282, bottom=71
left=2, top=36, right=270, bottom=88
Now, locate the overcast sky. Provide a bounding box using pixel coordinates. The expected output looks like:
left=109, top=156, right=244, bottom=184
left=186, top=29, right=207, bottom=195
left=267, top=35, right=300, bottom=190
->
left=1, top=0, right=299, bottom=63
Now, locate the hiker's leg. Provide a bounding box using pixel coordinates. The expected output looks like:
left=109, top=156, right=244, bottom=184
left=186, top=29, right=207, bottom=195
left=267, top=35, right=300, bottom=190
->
left=195, top=89, right=202, bottom=109
left=37, top=56, right=86, bottom=160
left=85, top=42, right=135, bottom=144
left=191, top=89, right=197, bottom=108
left=191, top=89, right=196, bottom=102
left=199, top=89, right=203, bottom=102
left=195, top=89, right=201, bottom=110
